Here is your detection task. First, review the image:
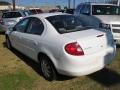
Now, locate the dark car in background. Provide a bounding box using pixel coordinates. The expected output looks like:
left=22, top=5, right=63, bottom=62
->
left=49, top=9, right=59, bottom=13
left=64, top=9, right=75, bottom=14
left=30, top=9, right=43, bottom=14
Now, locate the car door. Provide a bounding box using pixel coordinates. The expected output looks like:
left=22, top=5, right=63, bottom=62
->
left=9, top=18, right=30, bottom=52
left=19, top=17, right=45, bottom=60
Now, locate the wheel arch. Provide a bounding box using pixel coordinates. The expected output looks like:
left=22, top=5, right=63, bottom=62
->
left=37, top=52, right=57, bottom=71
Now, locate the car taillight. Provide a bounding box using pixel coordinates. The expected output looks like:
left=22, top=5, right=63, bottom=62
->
left=65, top=42, right=84, bottom=56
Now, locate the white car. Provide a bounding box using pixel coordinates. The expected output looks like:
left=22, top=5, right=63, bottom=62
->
left=6, top=13, right=116, bottom=81
left=0, top=10, right=31, bottom=32
left=74, top=2, right=120, bottom=44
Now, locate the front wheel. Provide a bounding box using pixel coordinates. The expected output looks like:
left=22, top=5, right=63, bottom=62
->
left=40, top=56, right=57, bottom=81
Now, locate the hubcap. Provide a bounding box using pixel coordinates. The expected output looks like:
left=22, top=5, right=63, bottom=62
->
left=41, top=59, right=51, bottom=78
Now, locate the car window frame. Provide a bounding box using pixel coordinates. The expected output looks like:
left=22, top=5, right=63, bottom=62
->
left=25, top=17, right=44, bottom=35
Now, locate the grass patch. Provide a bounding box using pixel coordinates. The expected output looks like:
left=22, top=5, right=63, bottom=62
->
left=0, top=70, right=36, bottom=90
left=115, top=48, right=120, bottom=60
left=109, top=48, right=120, bottom=71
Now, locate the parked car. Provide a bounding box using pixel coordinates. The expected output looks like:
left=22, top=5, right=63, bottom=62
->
left=6, top=13, right=116, bottom=81
left=74, top=2, right=120, bottom=44
left=0, top=10, right=31, bottom=32
left=58, top=9, right=65, bottom=13
left=64, top=9, right=75, bottom=14
left=49, top=9, right=59, bottom=13
left=30, top=9, right=43, bottom=14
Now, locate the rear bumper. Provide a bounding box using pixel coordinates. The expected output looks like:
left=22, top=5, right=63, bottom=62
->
left=56, top=45, right=116, bottom=76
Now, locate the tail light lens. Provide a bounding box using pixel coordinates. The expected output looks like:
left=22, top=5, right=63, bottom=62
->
left=65, top=42, right=84, bottom=56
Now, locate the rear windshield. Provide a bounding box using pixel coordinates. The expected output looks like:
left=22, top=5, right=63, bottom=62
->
left=2, top=12, right=22, bottom=18
left=46, top=15, right=90, bottom=34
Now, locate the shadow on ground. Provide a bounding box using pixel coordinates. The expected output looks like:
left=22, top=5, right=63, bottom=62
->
left=116, top=44, right=120, bottom=48
left=3, top=42, right=73, bottom=81
left=88, top=68, right=120, bottom=87
left=0, top=32, right=5, bottom=35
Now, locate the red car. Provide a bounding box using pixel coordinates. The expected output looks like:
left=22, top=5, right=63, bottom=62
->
left=30, top=9, right=43, bottom=14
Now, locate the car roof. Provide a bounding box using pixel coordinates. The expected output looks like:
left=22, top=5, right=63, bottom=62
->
left=28, top=12, right=70, bottom=19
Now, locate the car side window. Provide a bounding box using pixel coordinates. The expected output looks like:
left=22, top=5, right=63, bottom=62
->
left=15, top=18, right=29, bottom=33
left=26, top=18, right=44, bottom=35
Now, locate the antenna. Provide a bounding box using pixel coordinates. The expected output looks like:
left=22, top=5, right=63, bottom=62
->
left=73, top=0, right=75, bottom=9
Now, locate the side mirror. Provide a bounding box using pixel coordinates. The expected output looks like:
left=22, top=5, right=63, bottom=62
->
left=8, top=27, right=16, bottom=32
left=8, top=27, right=13, bottom=32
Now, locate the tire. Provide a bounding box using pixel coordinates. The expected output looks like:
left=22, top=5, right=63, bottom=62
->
left=6, top=36, right=12, bottom=49
left=40, top=56, right=57, bottom=81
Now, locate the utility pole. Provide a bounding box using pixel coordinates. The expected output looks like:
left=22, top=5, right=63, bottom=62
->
left=73, top=0, right=75, bottom=9
left=12, top=0, right=16, bottom=10
left=68, top=0, right=71, bottom=9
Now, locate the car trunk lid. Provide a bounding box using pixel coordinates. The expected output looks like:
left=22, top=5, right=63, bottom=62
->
left=62, top=29, right=109, bottom=55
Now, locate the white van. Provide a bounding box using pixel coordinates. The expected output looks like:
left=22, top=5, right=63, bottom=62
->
left=74, top=2, right=120, bottom=44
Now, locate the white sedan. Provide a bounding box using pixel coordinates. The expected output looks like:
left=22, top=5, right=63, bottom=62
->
left=6, top=13, right=116, bottom=81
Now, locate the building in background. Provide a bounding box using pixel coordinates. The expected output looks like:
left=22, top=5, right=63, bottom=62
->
left=26, top=5, right=59, bottom=13
left=0, top=1, right=25, bottom=11
left=0, top=1, right=11, bottom=10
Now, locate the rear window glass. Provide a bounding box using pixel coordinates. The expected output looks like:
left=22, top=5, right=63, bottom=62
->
left=46, top=15, right=91, bottom=34
left=2, top=12, right=22, bottom=18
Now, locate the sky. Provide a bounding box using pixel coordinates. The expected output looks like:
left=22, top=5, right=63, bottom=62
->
left=2, top=0, right=113, bottom=7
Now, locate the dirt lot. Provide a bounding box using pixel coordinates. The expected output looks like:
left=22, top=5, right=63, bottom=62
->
left=0, top=34, right=120, bottom=90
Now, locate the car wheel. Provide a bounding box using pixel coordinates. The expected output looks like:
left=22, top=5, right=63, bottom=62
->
left=6, top=36, right=12, bottom=49
left=40, top=56, right=57, bottom=81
